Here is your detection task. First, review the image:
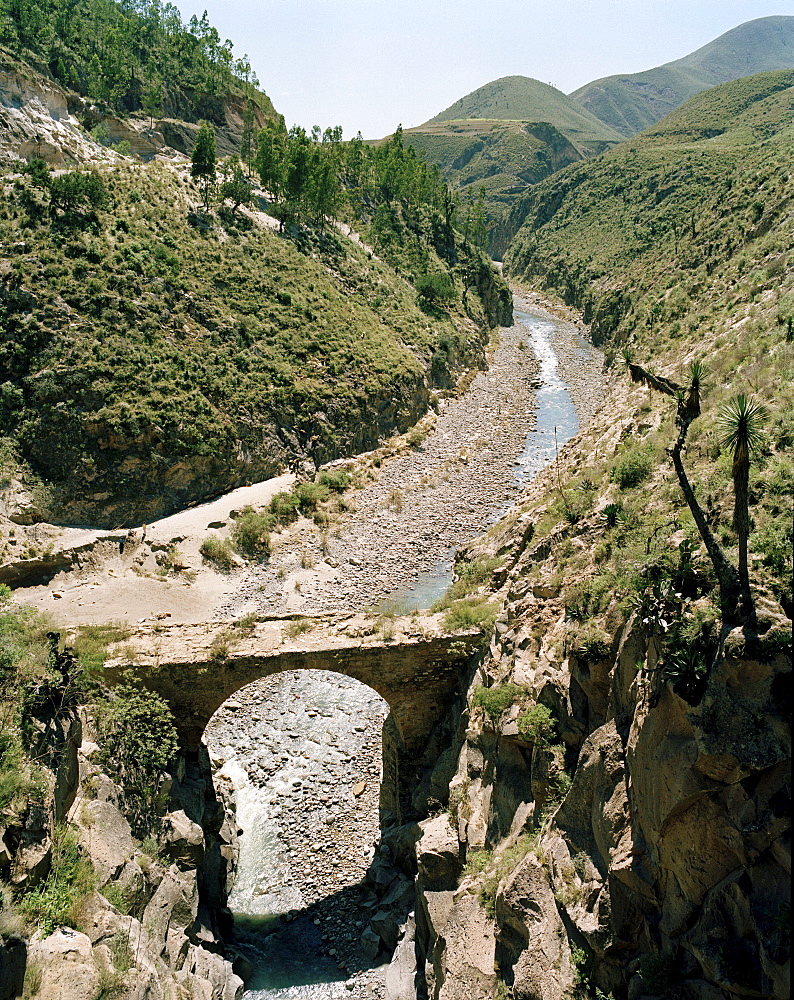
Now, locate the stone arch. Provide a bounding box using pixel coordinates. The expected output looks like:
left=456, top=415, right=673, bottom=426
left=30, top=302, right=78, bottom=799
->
left=103, top=615, right=478, bottom=819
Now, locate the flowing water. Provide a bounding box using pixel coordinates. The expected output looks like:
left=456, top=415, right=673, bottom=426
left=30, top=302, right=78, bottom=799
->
left=206, top=672, right=389, bottom=999
left=512, top=310, right=583, bottom=485
left=378, top=309, right=587, bottom=611
left=213, top=307, right=599, bottom=998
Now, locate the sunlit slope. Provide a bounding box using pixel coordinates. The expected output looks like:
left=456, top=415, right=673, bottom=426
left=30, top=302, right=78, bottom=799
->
left=427, top=76, right=623, bottom=149
left=504, top=69, right=794, bottom=349
left=571, top=15, right=794, bottom=136
left=0, top=163, right=502, bottom=526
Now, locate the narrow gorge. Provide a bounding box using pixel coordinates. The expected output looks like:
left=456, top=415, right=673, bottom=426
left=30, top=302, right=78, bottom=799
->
left=1, top=17, right=792, bottom=999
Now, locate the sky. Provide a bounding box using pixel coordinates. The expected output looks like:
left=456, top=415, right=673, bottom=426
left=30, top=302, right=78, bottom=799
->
left=170, top=1, right=792, bottom=138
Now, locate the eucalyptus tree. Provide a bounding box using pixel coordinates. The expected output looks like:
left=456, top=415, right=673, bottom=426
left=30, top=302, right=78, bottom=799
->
left=191, top=121, right=216, bottom=210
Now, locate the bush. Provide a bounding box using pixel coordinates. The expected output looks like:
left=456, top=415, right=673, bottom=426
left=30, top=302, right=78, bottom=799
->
left=415, top=272, right=456, bottom=305
left=294, top=481, right=330, bottom=511
left=317, top=469, right=351, bottom=492
left=199, top=536, right=236, bottom=570
left=516, top=704, right=556, bottom=747
left=230, top=506, right=272, bottom=557
left=611, top=447, right=655, bottom=489
left=471, top=683, right=525, bottom=723
left=442, top=598, right=497, bottom=635
left=576, top=623, right=612, bottom=661
left=18, top=824, right=96, bottom=935
left=49, top=171, right=108, bottom=214
left=286, top=617, right=313, bottom=638
left=269, top=490, right=301, bottom=525
left=95, top=680, right=178, bottom=817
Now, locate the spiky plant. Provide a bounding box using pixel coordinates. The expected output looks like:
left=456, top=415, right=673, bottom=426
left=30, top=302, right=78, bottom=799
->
left=717, top=394, right=768, bottom=618
left=679, top=360, right=709, bottom=424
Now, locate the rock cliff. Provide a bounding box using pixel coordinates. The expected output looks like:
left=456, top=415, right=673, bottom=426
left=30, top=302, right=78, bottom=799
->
left=383, top=363, right=791, bottom=1000
left=0, top=702, right=244, bottom=1000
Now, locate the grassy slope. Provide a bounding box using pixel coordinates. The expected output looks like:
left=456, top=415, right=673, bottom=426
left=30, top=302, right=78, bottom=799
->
left=502, top=69, right=794, bottom=611
left=571, top=15, right=794, bottom=136
left=402, top=120, right=583, bottom=238
left=0, top=161, right=506, bottom=527
left=426, top=76, right=623, bottom=147
left=397, top=79, right=621, bottom=256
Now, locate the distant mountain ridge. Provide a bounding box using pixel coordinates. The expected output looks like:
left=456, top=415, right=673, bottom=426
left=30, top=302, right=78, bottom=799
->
left=571, top=15, right=794, bottom=136
left=395, top=15, right=794, bottom=256
left=426, top=76, right=623, bottom=148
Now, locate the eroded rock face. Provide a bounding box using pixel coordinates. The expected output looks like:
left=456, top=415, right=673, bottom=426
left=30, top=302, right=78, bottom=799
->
left=3, top=710, right=243, bottom=1000
left=402, top=566, right=791, bottom=1000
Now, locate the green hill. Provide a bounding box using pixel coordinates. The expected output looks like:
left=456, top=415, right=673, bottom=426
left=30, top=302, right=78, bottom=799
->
left=0, top=128, right=509, bottom=528
left=401, top=119, right=583, bottom=245
left=571, top=15, right=794, bottom=136
left=396, top=78, right=622, bottom=256
left=505, top=69, right=794, bottom=348
left=504, top=69, right=794, bottom=613
left=428, top=76, right=623, bottom=148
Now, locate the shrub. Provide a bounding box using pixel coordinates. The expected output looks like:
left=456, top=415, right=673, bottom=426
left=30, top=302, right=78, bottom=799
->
left=269, top=490, right=301, bottom=524
left=230, top=506, right=272, bottom=558
left=95, top=680, right=178, bottom=817
left=49, top=171, right=108, bottom=214
left=576, top=623, right=612, bottom=661
left=317, top=469, right=351, bottom=492
left=286, top=617, right=313, bottom=638
left=471, top=683, right=525, bottom=723
left=18, top=824, right=96, bottom=935
left=516, top=704, right=556, bottom=747
left=611, top=447, right=655, bottom=489
left=199, top=536, right=236, bottom=570
left=415, top=272, right=456, bottom=305
left=406, top=426, right=428, bottom=448
left=294, top=481, right=330, bottom=511
left=442, top=598, right=497, bottom=635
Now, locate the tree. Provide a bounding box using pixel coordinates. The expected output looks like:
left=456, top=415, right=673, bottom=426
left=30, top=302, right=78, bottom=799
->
left=622, top=356, right=742, bottom=622
left=49, top=171, right=108, bottom=215
left=191, top=120, right=216, bottom=209
left=718, top=394, right=767, bottom=621
left=239, top=103, right=256, bottom=176
left=219, top=158, right=252, bottom=212
left=141, top=76, right=163, bottom=129
left=255, top=118, right=287, bottom=199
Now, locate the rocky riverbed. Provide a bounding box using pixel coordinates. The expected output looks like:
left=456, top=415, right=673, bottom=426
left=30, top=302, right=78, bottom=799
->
left=202, top=293, right=607, bottom=1000
left=206, top=670, right=394, bottom=999
left=219, top=294, right=605, bottom=620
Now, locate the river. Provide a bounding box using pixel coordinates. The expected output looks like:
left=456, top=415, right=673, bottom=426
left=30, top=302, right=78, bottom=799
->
left=205, top=302, right=605, bottom=1000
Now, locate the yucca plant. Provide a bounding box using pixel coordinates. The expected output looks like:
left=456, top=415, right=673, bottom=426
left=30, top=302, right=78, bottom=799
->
left=678, top=359, right=710, bottom=424
left=718, top=394, right=768, bottom=619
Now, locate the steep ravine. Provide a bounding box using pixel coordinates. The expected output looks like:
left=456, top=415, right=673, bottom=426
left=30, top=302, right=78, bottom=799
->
left=191, top=298, right=608, bottom=1000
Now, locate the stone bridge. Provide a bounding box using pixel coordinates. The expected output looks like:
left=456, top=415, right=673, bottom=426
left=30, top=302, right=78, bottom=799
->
left=102, top=611, right=481, bottom=762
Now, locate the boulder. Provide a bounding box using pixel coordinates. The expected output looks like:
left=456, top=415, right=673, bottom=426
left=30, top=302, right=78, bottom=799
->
left=417, top=815, right=462, bottom=887
left=496, top=854, right=574, bottom=1000
left=76, top=799, right=135, bottom=882
left=164, top=809, right=206, bottom=866
left=385, top=914, right=419, bottom=1000
left=27, top=928, right=101, bottom=1000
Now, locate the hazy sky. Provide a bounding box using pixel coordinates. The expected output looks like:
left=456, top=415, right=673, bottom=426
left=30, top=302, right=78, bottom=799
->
left=170, top=1, right=792, bottom=138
